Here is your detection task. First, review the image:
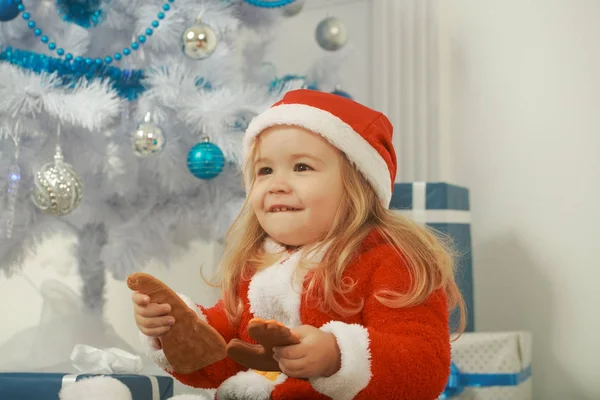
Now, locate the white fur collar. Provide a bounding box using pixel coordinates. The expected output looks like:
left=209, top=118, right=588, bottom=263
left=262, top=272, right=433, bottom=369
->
left=262, top=237, right=329, bottom=263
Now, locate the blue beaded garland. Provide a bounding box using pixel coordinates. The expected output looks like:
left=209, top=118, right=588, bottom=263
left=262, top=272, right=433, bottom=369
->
left=0, top=0, right=21, bottom=22
left=186, top=140, right=225, bottom=180
left=8, top=0, right=176, bottom=69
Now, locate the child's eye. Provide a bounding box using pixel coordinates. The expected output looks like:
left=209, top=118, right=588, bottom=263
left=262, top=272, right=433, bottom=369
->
left=294, top=163, right=313, bottom=172
left=256, top=167, right=272, bottom=176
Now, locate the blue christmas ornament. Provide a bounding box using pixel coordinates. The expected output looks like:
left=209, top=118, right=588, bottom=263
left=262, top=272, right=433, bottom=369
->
left=0, top=0, right=21, bottom=22
left=186, top=138, right=225, bottom=180
left=242, top=0, right=296, bottom=8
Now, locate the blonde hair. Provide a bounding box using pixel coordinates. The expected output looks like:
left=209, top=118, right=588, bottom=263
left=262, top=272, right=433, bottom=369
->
left=209, top=139, right=466, bottom=336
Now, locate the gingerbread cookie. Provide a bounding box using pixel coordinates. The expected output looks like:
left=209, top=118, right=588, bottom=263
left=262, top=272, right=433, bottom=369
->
left=127, top=272, right=227, bottom=374
left=227, top=318, right=300, bottom=371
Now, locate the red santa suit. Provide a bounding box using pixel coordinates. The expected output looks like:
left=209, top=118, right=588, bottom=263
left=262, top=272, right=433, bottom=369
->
left=141, top=89, right=453, bottom=399
left=143, top=229, right=451, bottom=400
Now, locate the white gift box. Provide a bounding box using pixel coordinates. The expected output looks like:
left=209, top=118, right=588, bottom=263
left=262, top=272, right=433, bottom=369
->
left=440, top=331, right=532, bottom=400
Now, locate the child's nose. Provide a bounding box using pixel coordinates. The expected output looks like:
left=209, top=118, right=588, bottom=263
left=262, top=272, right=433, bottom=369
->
left=268, top=176, right=291, bottom=194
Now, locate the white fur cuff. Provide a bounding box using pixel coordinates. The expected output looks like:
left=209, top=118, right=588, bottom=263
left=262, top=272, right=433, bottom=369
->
left=310, top=321, right=372, bottom=400
left=139, top=331, right=173, bottom=371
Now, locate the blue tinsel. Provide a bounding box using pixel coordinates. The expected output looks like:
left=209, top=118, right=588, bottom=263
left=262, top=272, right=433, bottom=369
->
left=55, top=0, right=109, bottom=28
left=0, top=46, right=146, bottom=100
left=0, top=47, right=323, bottom=101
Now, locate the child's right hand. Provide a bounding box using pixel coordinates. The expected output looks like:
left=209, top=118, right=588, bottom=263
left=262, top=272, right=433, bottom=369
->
left=132, top=291, right=175, bottom=338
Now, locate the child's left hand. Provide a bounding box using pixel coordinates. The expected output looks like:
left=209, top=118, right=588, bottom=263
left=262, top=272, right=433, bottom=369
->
left=272, top=325, right=341, bottom=378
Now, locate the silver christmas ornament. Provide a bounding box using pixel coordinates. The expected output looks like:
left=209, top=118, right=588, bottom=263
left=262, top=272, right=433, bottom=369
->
left=282, top=0, right=304, bottom=17
left=132, top=112, right=166, bottom=157
left=315, top=17, right=348, bottom=51
left=182, top=17, right=218, bottom=60
left=32, top=126, right=83, bottom=217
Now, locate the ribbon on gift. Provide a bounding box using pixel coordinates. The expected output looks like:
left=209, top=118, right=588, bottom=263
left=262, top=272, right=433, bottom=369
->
left=61, top=345, right=161, bottom=400
left=69, top=344, right=144, bottom=374
left=394, top=182, right=471, bottom=224
left=440, top=362, right=533, bottom=399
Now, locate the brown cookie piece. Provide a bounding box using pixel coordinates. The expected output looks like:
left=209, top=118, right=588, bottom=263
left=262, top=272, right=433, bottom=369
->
left=226, top=318, right=300, bottom=371
left=127, top=272, right=227, bottom=374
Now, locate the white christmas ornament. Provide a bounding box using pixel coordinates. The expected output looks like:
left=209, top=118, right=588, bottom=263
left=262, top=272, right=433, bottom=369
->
left=32, top=127, right=83, bottom=217
left=182, top=17, right=218, bottom=60
left=315, top=16, right=348, bottom=51
left=131, top=112, right=166, bottom=157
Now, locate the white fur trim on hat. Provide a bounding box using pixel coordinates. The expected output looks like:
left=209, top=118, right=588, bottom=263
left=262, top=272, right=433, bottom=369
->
left=244, top=103, right=393, bottom=207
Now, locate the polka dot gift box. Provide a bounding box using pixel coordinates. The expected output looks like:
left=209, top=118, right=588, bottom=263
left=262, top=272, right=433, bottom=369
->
left=439, top=332, right=532, bottom=399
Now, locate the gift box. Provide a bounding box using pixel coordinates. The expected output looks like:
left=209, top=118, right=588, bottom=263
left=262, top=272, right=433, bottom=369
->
left=390, top=182, right=474, bottom=332
left=0, top=372, right=174, bottom=400
left=440, top=331, right=533, bottom=399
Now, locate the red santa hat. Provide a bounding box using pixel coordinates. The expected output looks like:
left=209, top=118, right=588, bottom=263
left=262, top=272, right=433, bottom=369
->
left=243, top=89, right=397, bottom=207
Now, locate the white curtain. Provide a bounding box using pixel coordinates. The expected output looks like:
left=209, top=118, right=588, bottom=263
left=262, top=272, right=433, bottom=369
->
left=369, top=0, right=441, bottom=182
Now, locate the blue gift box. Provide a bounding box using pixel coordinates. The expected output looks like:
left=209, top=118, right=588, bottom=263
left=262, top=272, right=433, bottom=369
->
left=0, top=372, right=174, bottom=400
left=390, top=182, right=474, bottom=332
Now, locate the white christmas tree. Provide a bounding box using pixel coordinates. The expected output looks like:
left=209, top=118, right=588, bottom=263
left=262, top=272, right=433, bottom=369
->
left=0, top=0, right=350, bottom=321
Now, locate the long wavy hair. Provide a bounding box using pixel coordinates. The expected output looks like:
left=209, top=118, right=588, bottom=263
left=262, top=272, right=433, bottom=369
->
left=208, top=136, right=466, bottom=336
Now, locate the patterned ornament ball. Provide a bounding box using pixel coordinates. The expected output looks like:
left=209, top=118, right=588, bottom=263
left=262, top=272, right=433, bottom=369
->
left=182, top=19, right=218, bottom=60
left=186, top=138, right=225, bottom=180
left=315, top=17, right=348, bottom=51
left=0, top=0, right=21, bottom=22
left=32, top=153, right=84, bottom=217
left=132, top=113, right=166, bottom=157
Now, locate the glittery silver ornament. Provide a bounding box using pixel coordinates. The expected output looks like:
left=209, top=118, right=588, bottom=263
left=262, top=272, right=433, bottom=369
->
left=315, top=17, right=348, bottom=51
left=132, top=112, right=166, bottom=157
left=32, top=139, right=83, bottom=217
left=182, top=17, right=218, bottom=60
left=282, top=0, right=304, bottom=17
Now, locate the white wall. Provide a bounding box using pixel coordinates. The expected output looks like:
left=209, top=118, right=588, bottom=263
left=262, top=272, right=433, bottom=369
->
left=442, top=1, right=600, bottom=399
left=265, top=0, right=371, bottom=104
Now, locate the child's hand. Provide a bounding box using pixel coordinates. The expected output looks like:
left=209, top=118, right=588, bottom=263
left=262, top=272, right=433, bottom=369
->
left=132, top=291, right=175, bottom=338
left=272, top=325, right=341, bottom=378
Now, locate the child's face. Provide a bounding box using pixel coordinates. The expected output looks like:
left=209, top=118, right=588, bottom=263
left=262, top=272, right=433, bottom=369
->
left=249, top=126, right=345, bottom=247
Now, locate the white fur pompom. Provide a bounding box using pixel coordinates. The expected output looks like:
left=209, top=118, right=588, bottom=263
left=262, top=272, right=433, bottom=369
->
left=169, top=394, right=214, bottom=400
left=59, top=376, right=132, bottom=400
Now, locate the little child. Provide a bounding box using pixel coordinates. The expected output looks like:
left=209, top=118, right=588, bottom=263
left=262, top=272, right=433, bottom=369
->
left=132, top=89, right=465, bottom=400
